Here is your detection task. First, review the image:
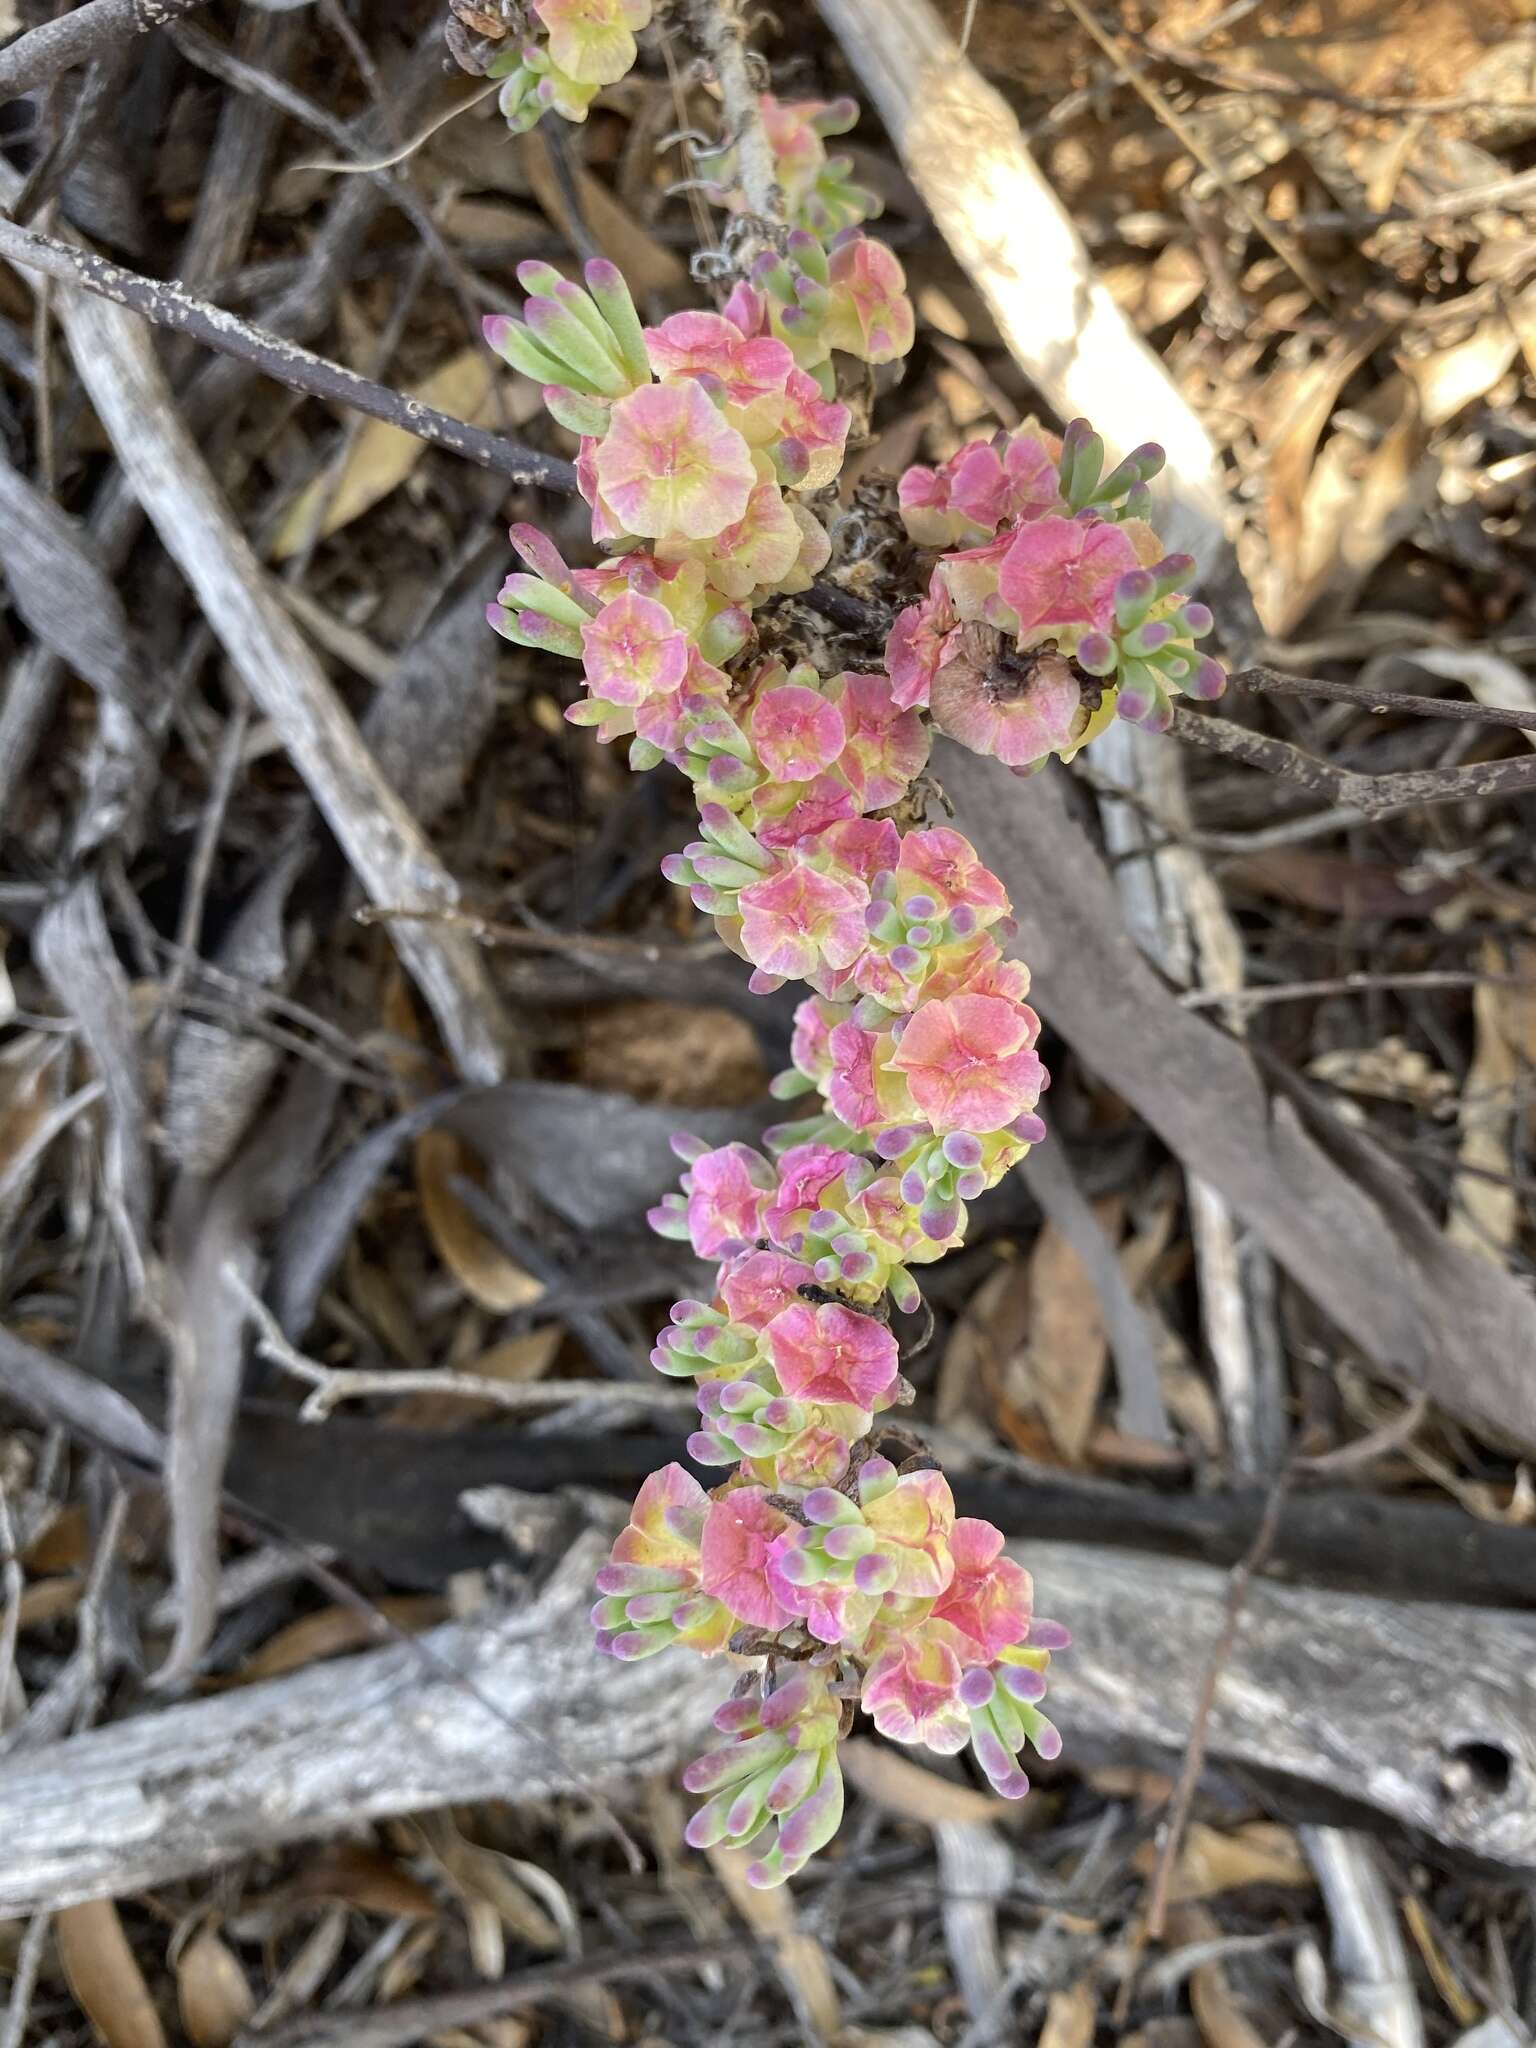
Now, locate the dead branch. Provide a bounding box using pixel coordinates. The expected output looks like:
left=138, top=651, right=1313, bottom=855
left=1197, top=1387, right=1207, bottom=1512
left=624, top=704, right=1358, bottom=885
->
left=0, top=216, right=574, bottom=493
left=1236, top=664, right=1536, bottom=733
left=1170, top=702, right=1536, bottom=818
left=0, top=1518, right=1532, bottom=1915
left=941, top=743, right=1536, bottom=1453
left=0, top=0, right=206, bottom=105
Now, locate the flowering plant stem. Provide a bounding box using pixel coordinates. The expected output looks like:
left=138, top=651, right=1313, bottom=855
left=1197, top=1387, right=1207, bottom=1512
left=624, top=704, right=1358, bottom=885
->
left=482, top=3, right=1229, bottom=1887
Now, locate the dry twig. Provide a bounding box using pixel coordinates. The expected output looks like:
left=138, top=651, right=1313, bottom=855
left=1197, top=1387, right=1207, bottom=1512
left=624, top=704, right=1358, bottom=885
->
left=0, top=0, right=206, bottom=103
left=0, top=217, right=573, bottom=492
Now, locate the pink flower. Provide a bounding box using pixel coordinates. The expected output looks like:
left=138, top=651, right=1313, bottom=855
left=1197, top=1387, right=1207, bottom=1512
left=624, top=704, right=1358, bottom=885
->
left=643, top=308, right=794, bottom=406
left=863, top=1468, right=957, bottom=1598
left=604, top=1462, right=708, bottom=1575
left=777, top=368, right=851, bottom=488
left=998, top=515, right=1139, bottom=634
left=936, top=532, right=1015, bottom=627
left=997, top=432, right=1060, bottom=525
left=754, top=776, right=860, bottom=853
left=825, top=233, right=915, bottom=364
left=861, top=1630, right=968, bottom=1752
left=897, top=463, right=957, bottom=548
left=766, top=1142, right=859, bottom=1240
left=931, top=1519, right=1033, bottom=1659
left=719, top=1248, right=815, bottom=1328
left=772, top=1425, right=852, bottom=1489
left=818, top=814, right=901, bottom=886
left=751, top=683, right=848, bottom=781
left=594, top=1463, right=734, bottom=1658
left=929, top=633, right=1084, bottom=771
left=828, top=672, right=929, bottom=808
left=532, top=0, right=651, bottom=87
left=895, top=827, right=1010, bottom=923
left=826, top=1017, right=886, bottom=1132
left=889, top=993, right=1045, bottom=1135
left=580, top=591, right=689, bottom=707
left=767, top=1536, right=877, bottom=1645
left=685, top=1142, right=775, bottom=1257
left=765, top=1300, right=898, bottom=1413
left=699, top=1488, right=794, bottom=1630
left=671, top=482, right=804, bottom=603
left=790, top=996, right=842, bottom=1088
left=885, top=584, right=957, bottom=711
left=738, top=857, right=869, bottom=980
left=594, top=381, right=756, bottom=541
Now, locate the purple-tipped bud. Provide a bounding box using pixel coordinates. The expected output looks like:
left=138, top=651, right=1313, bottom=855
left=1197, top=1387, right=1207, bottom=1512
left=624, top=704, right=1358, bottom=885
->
left=853, top=1552, right=898, bottom=1593
left=960, top=1667, right=997, bottom=1709
left=1075, top=630, right=1118, bottom=676
left=942, top=1132, right=984, bottom=1170
left=1191, top=656, right=1226, bottom=699
left=999, top=1662, right=1049, bottom=1702
left=949, top=903, right=977, bottom=938
left=1180, top=600, right=1214, bottom=637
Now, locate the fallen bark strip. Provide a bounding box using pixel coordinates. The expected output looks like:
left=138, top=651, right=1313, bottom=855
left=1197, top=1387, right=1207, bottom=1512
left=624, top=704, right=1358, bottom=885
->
left=942, top=744, right=1536, bottom=1453
left=0, top=1516, right=1531, bottom=1913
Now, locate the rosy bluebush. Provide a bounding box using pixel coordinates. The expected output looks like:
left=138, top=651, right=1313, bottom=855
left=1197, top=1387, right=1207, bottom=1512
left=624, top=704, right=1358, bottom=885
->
left=490, top=0, right=651, bottom=134
left=889, top=418, right=1226, bottom=768
left=482, top=116, right=1227, bottom=1882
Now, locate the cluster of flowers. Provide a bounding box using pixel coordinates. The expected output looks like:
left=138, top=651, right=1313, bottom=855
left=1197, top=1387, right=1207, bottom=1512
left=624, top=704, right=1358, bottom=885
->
left=490, top=0, right=652, bottom=134
left=889, top=420, right=1227, bottom=769
left=482, top=82, right=1218, bottom=1880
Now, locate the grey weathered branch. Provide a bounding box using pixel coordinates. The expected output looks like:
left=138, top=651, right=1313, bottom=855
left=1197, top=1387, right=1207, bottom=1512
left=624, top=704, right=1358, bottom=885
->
left=0, top=217, right=573, bottom=495
left=0, top=0, right=206, bottom=105
left=0, top=1518, right=1531, bottom=1913
left=1171, top=701, right=1536, bottom=819
left=943, top=744, right=1536, bottom=1453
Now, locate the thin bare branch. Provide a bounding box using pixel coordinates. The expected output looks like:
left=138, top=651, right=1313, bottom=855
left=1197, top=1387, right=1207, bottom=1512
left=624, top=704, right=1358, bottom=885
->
left=0, top=0, right=206, bottom=104
left=1169, top=703, right=1536, bottom=818
left=0, top=216, right=574, bottom=493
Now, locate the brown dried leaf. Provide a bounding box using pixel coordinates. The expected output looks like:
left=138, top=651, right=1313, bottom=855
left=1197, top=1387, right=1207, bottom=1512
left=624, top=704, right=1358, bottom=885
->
left=707, top=1845, right=841, bottom=2042
left=175, top=1926, right=255, bottom=2048
left=415, top=1130, right=544, bottom=1313
left=572, top=1000, right=765, bottom=1107
left=1019, top=1212, right=1115, bottom=1463
left=1189, top=1959, right=1271, bottom=2048
left=1225, top=849, right=1459, bottom=919
left=272, top=348, right=495, bottom=558
left=287, top=1843, right=440, bottom=1921
left=842, top=1739, right=1019, bottom=1825
left=935, top=1254, right=1030, bottom=1426
left=1039, top=1982, right=1097, bottom=2048
left=521, top=131, right=685, bottom=298
left=1448, top=940, right=1532, bottom=1258
left=57, top=1899, right=167, bottom=2048
left=1401, top=313, right=1522, bottom=428
left=1103, top=243, right=1205, bottom=329
left=1134, top=1821, right=1312, bottom=1901
left=239, top=1596, right=446, bottom=1681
